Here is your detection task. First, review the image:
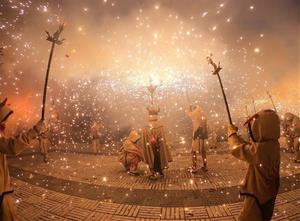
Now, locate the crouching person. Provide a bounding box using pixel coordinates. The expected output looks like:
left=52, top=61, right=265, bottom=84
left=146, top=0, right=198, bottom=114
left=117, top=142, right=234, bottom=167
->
left=119, top=130, right=144, bottom=175
left=0, top=98, right=46, bottom=221
left=227, top=109, right=280, bottom=221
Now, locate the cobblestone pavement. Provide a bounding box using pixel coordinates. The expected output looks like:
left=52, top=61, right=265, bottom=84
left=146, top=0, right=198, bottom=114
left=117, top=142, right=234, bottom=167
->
left=8, top=151, right=300, bottom=220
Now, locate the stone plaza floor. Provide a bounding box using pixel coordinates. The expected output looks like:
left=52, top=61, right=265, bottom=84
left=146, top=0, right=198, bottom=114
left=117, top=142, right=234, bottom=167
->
left=8, top=149, right=300, bottom=220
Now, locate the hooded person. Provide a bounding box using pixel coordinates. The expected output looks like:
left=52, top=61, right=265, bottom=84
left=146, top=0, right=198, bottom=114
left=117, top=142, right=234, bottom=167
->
left=119, top=130, right=144, bottom=175
left=282, top=112, right=300, bottom=163
left=90, top=121, right=102, bottom=155
left=228, top=109, right=280, bottom=221
left=142, top=104, right=172, bottom=180
left=0, top=98, right=45, bottom=220
left=186, top=104, right=208, bottom=172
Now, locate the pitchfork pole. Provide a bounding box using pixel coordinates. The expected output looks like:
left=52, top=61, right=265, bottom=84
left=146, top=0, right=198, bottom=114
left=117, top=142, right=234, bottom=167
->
left=266, top=90, right=277, bottom=112
left=42, top=42, right=55, bottom=120
left=207, top=55, right=233, bottom=124
left=41, top=24, right=65, bottom=120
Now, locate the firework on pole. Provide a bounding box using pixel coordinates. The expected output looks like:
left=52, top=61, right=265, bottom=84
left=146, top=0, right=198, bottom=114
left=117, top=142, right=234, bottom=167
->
left=147, top=83, right=157, bottom=104
left=266, top=90, right=277, bottom=112
left=41, top=24, right=65, bottom=121
left=206, top=54, right=233, bottom=124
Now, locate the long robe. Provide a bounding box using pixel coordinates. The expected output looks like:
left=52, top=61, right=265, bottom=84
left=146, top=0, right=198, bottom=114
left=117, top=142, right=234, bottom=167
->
left=0, top=128, right=38, bottom=221
left=142, top=121, right=172, bottom=169
left=228, top=110, right=280, bottom=221
left=119, top=131, right=144, bottom=170
left=282, top=113, right=300, bottom=160
left=90, top=123, right=101, bottom=153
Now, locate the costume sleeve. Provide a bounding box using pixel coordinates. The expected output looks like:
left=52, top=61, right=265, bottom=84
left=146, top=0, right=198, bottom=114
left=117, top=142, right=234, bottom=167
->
left=228, top=134, right=257, bottom=163
left=0, top=128, right=38, bottom=156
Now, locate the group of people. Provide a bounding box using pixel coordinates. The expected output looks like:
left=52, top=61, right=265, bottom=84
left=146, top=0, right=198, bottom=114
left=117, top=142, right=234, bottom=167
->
left=117, top=100, right=300, bottom=221
left=1, top=95, right=300, bottom=221
left=118, top=103, right=210, bottom=179
left=119, top=104, right=173, bottom=180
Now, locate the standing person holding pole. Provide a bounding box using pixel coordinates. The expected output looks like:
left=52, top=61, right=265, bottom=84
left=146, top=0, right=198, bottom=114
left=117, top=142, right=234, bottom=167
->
left=207, top=55, right=280, bottom=221
left=38, top=24, right=64, bottom=163
left=142, top=83, right=172, bottom=180
left=0, top=98, right=46, bottom=220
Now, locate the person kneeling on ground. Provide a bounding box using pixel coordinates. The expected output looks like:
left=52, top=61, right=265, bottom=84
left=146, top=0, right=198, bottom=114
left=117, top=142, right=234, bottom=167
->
left=0, top=98, right=46, bottom=221
left=228, top=109, right=280, bottom=221
left=119, top=130, right=144, bottom=175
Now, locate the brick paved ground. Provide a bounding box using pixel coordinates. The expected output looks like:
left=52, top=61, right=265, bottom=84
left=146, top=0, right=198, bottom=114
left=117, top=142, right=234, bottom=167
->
left=9, top=151, right=300, bottom=191
left=8, top=150, right=300, bottom=220
left=11, top=179, right=300, bottom=220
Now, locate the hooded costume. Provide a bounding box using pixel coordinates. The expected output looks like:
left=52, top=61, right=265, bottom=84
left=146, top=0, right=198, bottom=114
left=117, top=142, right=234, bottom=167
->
left=282, top=112, right=300, bottom=162
left=0, top=98, right=44, bottom=220
left=119, top=130, right=144, bottom=174
left=142, top=104, right=172, bottom=178
left=186, top=105, right=208, bottom=171
left=228, top=109, right=280, bottom=221
left=90, top=122, right=102, bottom=154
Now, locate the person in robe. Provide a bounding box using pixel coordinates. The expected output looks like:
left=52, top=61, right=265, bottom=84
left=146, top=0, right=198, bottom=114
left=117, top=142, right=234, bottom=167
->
left=282, top=112, right=300, bottom=163
left=90, top=121, right=102, bottom=154
left=119, top=130, right=144, bottom=175
left=142, top=104, right=172, bottom=180
left=0, top=98, right=45, bottom=220
left=228, top=109, right=280, bottom=221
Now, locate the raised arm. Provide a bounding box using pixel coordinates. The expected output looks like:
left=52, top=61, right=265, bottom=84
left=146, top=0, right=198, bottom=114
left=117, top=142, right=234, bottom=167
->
left=227, top=124, right=257, bottom=163
left=0, top=121, right=45, bottom=156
